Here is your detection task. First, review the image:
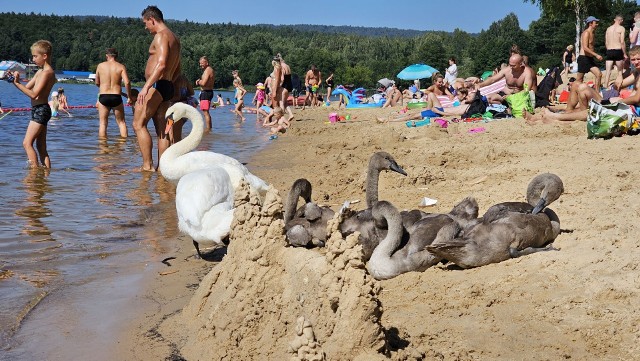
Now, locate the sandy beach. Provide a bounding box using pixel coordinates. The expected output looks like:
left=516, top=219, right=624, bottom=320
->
left=115, top=90, right=640, bottom=360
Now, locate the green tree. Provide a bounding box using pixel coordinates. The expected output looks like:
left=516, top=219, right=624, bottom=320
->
left=524, top=0, right=629, bottom=54
left=340, top=65, right=374, bottom=88
left=472, top=13, right=527, bottom=75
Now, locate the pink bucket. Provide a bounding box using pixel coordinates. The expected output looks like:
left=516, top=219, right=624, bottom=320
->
left=328, top=113, right=338, bottom=123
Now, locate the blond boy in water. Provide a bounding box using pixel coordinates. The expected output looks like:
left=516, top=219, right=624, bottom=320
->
left=12, top=40, right=57, bottom=168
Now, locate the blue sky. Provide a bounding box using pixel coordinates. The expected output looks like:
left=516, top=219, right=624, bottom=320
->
left=3, top=0, right=541, bottom=33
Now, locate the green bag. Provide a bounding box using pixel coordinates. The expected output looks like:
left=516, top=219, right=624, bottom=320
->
left=586, top=99, right=635, bottom=139
left=505, top=86, right=534, bottom=118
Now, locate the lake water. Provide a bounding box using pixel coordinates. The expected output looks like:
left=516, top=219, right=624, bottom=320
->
left=0, top=81, right=270, bottom=358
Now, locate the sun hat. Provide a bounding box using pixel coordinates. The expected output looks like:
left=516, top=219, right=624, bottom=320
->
left=256, top=82, right=265, bottom=90
left=585, top=16, right=599, bottom=23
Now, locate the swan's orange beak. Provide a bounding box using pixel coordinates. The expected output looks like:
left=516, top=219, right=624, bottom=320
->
left=164, top=115, right=174, bottom=135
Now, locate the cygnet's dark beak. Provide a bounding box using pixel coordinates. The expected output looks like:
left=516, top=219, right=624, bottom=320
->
left=389, top=161, right=408, bottom=176
left=164, top=114, right=174, bottom=135
left=532, top=197, right=547, bottom=215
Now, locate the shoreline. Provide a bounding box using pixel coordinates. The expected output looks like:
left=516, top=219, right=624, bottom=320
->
left=118, top=96, right=640, bottom=359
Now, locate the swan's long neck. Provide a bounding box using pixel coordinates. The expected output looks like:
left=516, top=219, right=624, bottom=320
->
left=368, top=202, right=403, bottom=279
left=365, top=163, right=380, bottom=208
left=284, top=196, right=297, bottom=224
left=284, top=179, right=312, bottom=223
left=159, top=106, right=205, bottom=180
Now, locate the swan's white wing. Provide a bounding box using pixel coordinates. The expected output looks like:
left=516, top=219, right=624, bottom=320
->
left=216, top=163, right=269, bottom=198
left=175, top=168, right=235, bottom=244
left=162, top=151, right=244, bottom=183
left=182, top=151, right=244, bottom=170
left=244, top=172, right=269, bottom=197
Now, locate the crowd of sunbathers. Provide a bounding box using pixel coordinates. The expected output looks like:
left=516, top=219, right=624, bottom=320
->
left=375, top=13, right=640, bottom=126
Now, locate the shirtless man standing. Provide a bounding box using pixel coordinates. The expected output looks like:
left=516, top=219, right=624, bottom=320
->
left=603, top=15, right=627, bottom=89
left=630, top=12, right=640, bottom=49
left=134, top=5, right=181, bottom=172
left=476, top=53, right=534, bottom=104
left=196, top=56, right=214, bottom=129
left=302, top=65, right=321, bottom=110
left=576, top=16, right=603, bottom=92
left=95, top=48, right=131, bottom=138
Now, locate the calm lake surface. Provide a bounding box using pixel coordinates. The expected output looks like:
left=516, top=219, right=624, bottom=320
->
left=0, top=81, right=270, bottom=358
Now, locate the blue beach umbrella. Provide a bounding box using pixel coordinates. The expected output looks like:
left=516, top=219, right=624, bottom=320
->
left=397, top=64, right=439, bottom=80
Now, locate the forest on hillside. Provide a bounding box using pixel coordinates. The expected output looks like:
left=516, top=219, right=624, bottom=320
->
left=0, top=1, right=637, bottom=89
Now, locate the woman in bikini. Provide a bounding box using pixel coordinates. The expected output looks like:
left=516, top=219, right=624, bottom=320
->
left=325, top=72, right=335, bottom=105
left=425, top=74, right=454, bottom=99
left=274, top=54, right=294, bottom=121
left=56, top=87, right=72, bottom=117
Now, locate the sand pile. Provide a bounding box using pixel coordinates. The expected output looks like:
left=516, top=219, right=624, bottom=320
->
left=171, top=182, right=390, bottom=360
left=135, top=100, right=640, bottom=360
left=244, top=105, right=640, bottom=360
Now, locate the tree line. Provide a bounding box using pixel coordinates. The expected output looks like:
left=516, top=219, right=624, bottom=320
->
left=0, top=2, right=636, bottom=89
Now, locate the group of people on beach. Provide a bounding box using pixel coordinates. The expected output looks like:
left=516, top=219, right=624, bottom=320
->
left=7, top=5, right=296, bottom=170
left=378, top=13, right=640, bottom=126
left=7, top=6, right=181, bottom=170
left=526, top=13, right=640, bottom=124
left=9, top=7, right=640, bottom=170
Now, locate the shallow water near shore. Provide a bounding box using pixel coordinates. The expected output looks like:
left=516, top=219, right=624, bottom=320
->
left=0, top=81, right=269, bottom=358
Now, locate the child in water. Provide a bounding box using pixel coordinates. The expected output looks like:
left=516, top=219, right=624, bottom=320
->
left=262, top=106, right=290, bottom=137
left=49, top=91, right=60, bottom=119
left=252, top=82, right=266, bottom=121
left=12, top=40, right=57, bottom=168
left=56, top=87, right=72, bottom=117
left=232, top=79, right=247, bottom=121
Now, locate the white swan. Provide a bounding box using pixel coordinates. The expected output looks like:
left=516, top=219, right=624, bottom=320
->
left=175, top=166, right=234, bottom=256
left=159, top=103, right=268, bottom=197
left=160, top=103, right=269, bottom=256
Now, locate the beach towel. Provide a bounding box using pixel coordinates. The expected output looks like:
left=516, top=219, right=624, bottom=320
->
left=406, top=118, right=431, bottom=127
left=436, top=95, right=455, bottom=108
left=479, top=79, right=507, bottom=97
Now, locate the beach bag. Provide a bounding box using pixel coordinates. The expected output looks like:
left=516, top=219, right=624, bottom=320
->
left=462, top=92, right=487, bottom=119
left=505, top=87, right=534, bottom=118
left=586, top=99, right=635, bottom=139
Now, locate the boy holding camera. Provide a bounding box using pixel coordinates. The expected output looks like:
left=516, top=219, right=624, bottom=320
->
left=10, top=40, right=56, bottom=168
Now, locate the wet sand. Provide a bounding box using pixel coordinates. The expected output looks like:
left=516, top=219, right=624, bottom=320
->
left=115, top=81, right=640, bottom=359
